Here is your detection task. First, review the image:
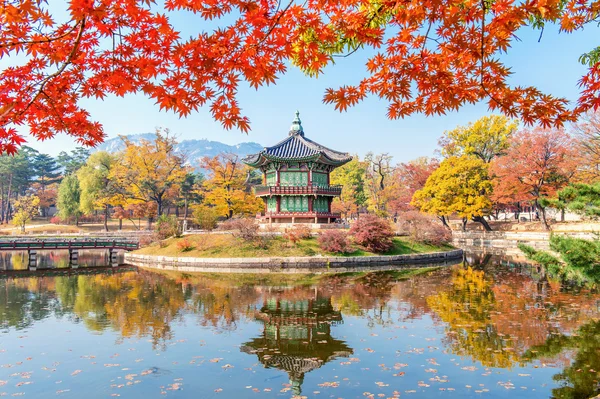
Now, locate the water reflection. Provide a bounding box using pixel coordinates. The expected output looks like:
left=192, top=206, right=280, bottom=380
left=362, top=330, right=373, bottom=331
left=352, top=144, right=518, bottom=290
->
left=1, top=258, right=600, bottom=398
left=0, top=249, right=122, bottom=270
left=241, top=290, right=352, bottom=395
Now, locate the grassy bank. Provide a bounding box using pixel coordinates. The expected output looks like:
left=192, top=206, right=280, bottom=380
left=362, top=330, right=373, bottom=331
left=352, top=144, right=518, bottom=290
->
left=147, top=266, right=443, bottom=286
left=134, top=234, right=454, bottom=258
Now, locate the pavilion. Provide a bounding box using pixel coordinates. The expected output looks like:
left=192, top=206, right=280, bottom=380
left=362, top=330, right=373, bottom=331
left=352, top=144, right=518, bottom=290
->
left=242, top=111, right=352, bottom=224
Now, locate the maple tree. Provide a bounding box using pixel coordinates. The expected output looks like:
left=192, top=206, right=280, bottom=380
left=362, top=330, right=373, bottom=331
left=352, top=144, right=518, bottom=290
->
left=491, top=127, right=577, bottom=229
left=412, top=155, right=494, bottom=230
left=387, top=157, right=439, bottom=214
left=2, top=0, right=599, bottom=155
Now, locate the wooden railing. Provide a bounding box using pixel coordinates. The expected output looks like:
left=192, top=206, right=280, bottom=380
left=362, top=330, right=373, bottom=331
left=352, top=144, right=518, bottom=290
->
left=257, top=211, right=341, bottom=219
left=0, top=239, right=139, bottom=251
left=253, top=184, right=342, bottom=196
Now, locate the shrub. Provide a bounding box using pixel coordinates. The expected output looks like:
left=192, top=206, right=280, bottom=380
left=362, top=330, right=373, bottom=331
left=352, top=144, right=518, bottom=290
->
left=176, top=238, right=195, bottom=252
left=192, top=205, right=219, bottom=231
left=283, top=224, right=312, bottom=244
left=228, top=218, right=259, bottom=242
left=349, top=214, right=394, bottom=253
left=396, top=211, right=451, bottom=246
left=50, top=216, right=62, bottom=224
left=155, top=215, right=180, bottom=240
left=318, top=230, right=351, bottom=254
left=138, top=234, right=156, bottom=248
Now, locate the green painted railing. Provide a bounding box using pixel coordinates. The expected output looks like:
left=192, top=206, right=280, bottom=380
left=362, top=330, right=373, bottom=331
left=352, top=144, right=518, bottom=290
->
left=0, top=239, right=139, bottom=251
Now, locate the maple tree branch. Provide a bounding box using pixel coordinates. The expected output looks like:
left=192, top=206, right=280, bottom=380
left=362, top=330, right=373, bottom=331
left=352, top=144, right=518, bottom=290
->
left=7, top=17, right=86, bottom=125
left=0, top=22, right=80, bottom=49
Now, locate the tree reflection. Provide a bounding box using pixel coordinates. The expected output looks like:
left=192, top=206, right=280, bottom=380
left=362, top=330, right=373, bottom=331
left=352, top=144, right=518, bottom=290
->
left=241, top=288, right=352, bottom=396
left=525, top=319, right=600, bottom=399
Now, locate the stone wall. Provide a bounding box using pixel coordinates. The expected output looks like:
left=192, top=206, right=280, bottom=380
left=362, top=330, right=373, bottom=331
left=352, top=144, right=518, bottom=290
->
left=124, top=249, right=464, bottom=274
left=452, top=231, right=596, bottom=251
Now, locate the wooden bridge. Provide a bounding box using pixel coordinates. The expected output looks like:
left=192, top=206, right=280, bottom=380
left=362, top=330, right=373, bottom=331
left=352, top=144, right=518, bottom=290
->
left=0, top=238, right=139, bottom=270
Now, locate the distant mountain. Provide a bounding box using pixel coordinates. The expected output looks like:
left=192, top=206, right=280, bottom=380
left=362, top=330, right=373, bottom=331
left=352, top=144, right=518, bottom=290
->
left=96, top=133, right=264, bottom=168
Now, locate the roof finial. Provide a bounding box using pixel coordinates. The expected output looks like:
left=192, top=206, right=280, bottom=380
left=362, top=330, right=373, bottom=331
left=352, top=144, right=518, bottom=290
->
left=289, top=110, right=304, bottom=136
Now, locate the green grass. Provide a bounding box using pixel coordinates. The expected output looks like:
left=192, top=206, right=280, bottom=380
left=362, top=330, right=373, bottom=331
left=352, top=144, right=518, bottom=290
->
left=134, top=234, right=454, bottom=258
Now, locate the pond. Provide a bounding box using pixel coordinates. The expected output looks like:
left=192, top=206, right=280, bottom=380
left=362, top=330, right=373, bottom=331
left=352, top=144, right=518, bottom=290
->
left=1, top=256, right=600, bottom=398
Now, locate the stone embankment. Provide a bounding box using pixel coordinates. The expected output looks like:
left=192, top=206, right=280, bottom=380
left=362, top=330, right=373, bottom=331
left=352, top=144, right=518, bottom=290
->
left=124, top=249, right=464, bottom=274
left=452, top=230, right=596, bottom=252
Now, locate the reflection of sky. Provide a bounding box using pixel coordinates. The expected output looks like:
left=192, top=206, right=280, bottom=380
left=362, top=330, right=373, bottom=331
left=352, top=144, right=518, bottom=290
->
left=2, top=2, right=598, bottom=161
left=0, top=287, right=571, bottom=398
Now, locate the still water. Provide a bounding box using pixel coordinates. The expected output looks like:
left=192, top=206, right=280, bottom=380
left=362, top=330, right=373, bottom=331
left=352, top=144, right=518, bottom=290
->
left=1, top=257, right=599, bottom=398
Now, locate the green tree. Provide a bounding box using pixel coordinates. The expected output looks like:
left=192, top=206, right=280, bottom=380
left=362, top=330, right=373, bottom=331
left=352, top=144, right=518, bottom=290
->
left=57, top=148, right=91, bottom=176
left=77, top=151, right=117, bottom=231
left=440, top=115, right=518, bottom=163
left=412, top=156, right=494, bottom=231
left=0, top=147, right=34, bottom=223
left=57, top=174, right=81, bottom=225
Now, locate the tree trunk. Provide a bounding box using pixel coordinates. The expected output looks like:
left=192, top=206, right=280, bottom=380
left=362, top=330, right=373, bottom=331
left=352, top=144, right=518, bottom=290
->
left=118, top=218, right=122, bottom=230
left=536, top=201, right=550, bottom=230
left=438, top=215, right=450, bottom=229
left=103, top=205, right=109, bottom=232
left=147, top=217, right=153, bottom=230
left=462, top=217, right=468, bottom=231
left=184, top=198, right=189, bottom=222
left=561, top=208, right=565, bottom=222
left=472, top=215, right=493, bottom=231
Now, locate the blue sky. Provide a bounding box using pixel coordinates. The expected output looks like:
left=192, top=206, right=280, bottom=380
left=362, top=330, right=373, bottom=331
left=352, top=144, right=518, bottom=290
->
left=12, top=6, right=600, bottom=162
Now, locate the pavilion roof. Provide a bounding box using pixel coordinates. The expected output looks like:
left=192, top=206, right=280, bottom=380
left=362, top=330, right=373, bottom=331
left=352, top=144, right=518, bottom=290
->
left=242, top=111, right=352, bottom=168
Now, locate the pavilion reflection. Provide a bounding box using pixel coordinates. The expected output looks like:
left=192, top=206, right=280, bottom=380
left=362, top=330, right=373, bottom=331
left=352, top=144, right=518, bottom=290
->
left=241, top=289, right=352, bottom=396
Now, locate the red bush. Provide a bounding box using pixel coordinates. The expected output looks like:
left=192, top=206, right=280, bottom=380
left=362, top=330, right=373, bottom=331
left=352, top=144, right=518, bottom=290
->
left=176, top=238, right=195, bottom=252
left=318, top=230, right=351, bottom=254
left=349, top=214, right=394, bottom=253
left=50, top=216, right=62, bottom=224
left=283, top=224, right=312, bottom=244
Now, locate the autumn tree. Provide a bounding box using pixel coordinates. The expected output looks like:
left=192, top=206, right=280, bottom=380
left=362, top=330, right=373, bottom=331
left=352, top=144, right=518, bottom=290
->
left=412, top=155, right=494, bottom=231
left=572, top=110, right=600, bottom=182
left=388, top=157, right=439, bottom=214
left=57, top=174, right=81, bottom=225
left=12, top=195, right=40, bottom=232
left=110, top=131, right=188, bottom=224
left=77, top=151, right=117, bottom=231
left=201, top=153, right=262, bottom=219
left=439, top=115, right=518, bottom=163
left=2, top=0, right=598, bottom=155
left=330, top=156, right=367, bottom=219
left=491, top=128, right=577, bottom=229
left=364, top=152, right=394, bottom=216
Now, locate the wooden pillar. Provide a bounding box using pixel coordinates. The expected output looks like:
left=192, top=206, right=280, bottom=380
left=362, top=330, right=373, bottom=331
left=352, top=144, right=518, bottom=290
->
left=308, top=197, right=313, bottom=212
left=69, top=249, right=79, bottom=268
left=28, top=250, right=37, bottom=271
left=276, top=196, right=281, bottom=213
left=276, top=169, right=280, bottom=185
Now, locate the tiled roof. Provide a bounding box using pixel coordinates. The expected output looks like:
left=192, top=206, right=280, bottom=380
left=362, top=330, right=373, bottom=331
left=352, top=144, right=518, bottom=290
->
left=242, top=112, right=352, bottom=167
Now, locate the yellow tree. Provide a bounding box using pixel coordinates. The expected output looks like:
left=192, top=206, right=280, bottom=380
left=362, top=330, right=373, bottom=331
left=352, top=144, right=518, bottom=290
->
left=440, top=115, right=519, bottom=163
left=330, top=156, right=368, bottom=219
left=200, top=153, right=262, bottom=219
left=12, top=195, right=40, bottom=232
left=110, top=130, right=188, bottom=223
left=412, top=156, right=494, bottom=231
